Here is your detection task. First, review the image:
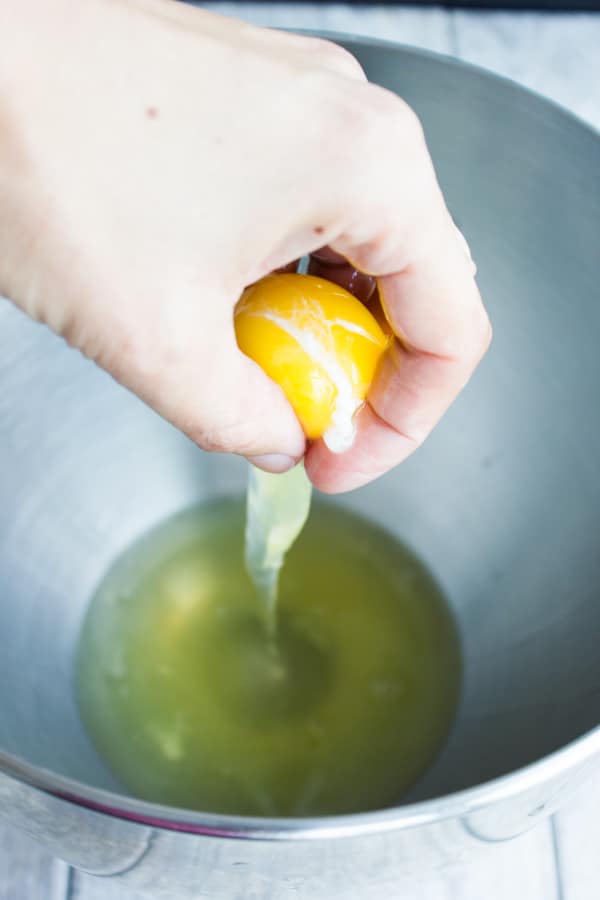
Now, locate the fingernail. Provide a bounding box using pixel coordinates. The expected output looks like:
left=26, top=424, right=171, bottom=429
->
left=246, top=453, right=297, bottom=474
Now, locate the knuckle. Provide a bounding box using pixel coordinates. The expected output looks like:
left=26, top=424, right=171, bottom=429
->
left=393, top=99, right=426, bottom=150
left=311, top=38, right=366, bottom=81
left=189, top=414, right=259, bottom=457
left=465, top=305, right=493, bottom=365
left=333, top=86, right=428, bottom=199
left=478, top=311, right=493, bottom=356
left=361, top=86, right=425, bottom=153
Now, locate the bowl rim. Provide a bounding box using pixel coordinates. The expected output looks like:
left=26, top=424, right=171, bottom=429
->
left=2, top=33, right=599, bottom=840
left=3, top=724, right=600, bottom=840
left=315, top=29, right=600, bottom=140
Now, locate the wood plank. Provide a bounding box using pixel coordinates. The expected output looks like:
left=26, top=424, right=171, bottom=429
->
left=70, top=819, right=558, bottom=900
left=0, top=820, right=68, bottom=900
left=71, top=871, right=134, bottom=900
left=441, top=822, right=559, bottom=900
left=373, top=822, right=560, bottom=900
left=452, top=11, right=600, bottom=129
left=552, top=765, right=600, bottom=900
left=0, top=819, right=559, bottom=900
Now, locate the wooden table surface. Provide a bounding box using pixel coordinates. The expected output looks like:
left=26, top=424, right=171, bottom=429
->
left=1, top=4, right=599, bottom=898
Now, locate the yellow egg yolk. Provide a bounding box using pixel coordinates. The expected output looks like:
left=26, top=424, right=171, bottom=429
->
left=234, top=273, right=389, bottom=452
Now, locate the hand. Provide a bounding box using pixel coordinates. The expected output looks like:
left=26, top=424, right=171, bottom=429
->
left=0, top=0, right=490, bottom=492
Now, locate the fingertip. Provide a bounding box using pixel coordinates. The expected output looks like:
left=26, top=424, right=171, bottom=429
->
left=305, top=403, right=417, bottom=493
left=226, top=351, right=307, bottom=458
left=304, top=447, right=354, bottom=493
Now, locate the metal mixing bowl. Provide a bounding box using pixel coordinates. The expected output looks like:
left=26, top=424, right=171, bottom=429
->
left=1, top=35, right=599, bottom=900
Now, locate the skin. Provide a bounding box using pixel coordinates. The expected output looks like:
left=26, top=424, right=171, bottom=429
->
left=0, top=0, right=490, bottom=493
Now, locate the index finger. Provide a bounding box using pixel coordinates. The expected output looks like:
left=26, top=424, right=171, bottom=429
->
left=304, top=92, right=491, bottom=491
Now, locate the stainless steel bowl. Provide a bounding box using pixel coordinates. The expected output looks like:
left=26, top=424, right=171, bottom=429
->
left=1, top=35, right=600, bottom=899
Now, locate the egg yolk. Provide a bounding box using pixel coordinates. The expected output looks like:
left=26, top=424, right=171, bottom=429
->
left=234, top=273, right=389, bottom=452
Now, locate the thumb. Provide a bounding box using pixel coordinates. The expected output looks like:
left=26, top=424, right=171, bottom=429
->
left=202, top=347, right=307, bottom=472
left=102, top=323, right=306, bottom=473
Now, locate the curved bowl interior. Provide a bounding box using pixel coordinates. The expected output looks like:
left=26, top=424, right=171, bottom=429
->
left=1, top=39, right=600, bottom=817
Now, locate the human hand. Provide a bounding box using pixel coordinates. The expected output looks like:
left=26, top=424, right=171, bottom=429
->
left=0, top=0, right=490, bottom=492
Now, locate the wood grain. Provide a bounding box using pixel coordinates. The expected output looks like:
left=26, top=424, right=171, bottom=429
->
left=452, top=11, right=600, bottom=128
left=64, top=819, right=561, bottom=900
left=0, top=821, right=69, bottom=900
left=553, top=765, right=600, bottom=900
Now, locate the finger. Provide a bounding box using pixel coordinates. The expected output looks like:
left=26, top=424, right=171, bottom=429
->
left=305, top=328, right=485, bottom=492
left=274, top=33, right=367, bottom=82
left=306, top=248, right=490, bottom=491
left=307, top=39, right=367, bottom=82
left=98, top=311, right=306, bottom=472
left=207, top=346, right=307, bottom=469
left=167, top=346, right=307, bottom=470
left=304, top=88, right=490, bottom=492
left=308, top=249, right=376, bottom=303
left=306, top=403, right=416, bottom=494
left=306, top=244, right=490, bottom=492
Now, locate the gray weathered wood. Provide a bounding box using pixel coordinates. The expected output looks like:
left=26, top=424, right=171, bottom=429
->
left=552, top=764, right=600, bottom=900
left=0, top=820, right=69, bottom=900
left=452, top=11, right=600, bottom=129
left=71, top=871, right=136, bottom=900
left=70, top=818, right=558, bottom=900
left=439, top=822, right=559, bottom=899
